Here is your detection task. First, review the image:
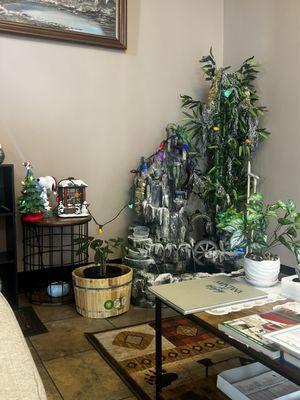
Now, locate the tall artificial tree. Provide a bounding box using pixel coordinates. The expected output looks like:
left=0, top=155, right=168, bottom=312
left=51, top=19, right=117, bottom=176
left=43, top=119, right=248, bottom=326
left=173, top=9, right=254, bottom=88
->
left=181, top=50, right=269, bottom=228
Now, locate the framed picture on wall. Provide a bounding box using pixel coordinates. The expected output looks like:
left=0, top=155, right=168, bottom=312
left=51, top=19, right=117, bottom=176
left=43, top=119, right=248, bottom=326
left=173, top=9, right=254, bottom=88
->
left=0, top=0, right=126, bottom=48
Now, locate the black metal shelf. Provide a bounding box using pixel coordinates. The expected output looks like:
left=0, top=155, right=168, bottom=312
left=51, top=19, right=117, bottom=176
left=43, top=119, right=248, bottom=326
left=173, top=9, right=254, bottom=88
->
left=22, top=217, right=90, bottom=305
left=0, top=251, right=15, bottom=265
left=0, top=164, right=18, bottom=307
left=0, top=212, right=14, bottom=217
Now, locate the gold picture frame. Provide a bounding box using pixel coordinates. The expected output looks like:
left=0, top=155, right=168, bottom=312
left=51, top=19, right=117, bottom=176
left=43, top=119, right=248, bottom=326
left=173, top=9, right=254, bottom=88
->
left=0, top=0, right=127, bottom=49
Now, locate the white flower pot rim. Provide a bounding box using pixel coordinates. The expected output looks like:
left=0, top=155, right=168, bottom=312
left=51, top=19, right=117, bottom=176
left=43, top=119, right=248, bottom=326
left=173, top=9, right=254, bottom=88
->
left=244, top=254, right=279, bottom=261
left=244, top=256, right=280, bottom=288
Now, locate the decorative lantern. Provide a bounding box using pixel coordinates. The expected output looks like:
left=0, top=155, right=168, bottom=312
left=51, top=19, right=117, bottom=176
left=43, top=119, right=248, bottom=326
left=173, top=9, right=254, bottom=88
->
left=57, top=178, right=88, bottom=218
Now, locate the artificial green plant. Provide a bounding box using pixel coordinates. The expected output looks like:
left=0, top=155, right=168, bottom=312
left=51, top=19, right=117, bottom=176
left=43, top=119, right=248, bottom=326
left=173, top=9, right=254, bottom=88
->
left=217, top=192, right=300, bottom=261
left=75, top=236, right=126, bottom=277
left=181, top=50, right=269, bottom=226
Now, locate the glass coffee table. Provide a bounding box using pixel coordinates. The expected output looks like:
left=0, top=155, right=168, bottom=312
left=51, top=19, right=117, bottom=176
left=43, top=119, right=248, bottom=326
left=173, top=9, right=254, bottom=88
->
left=149, top=279, right=300, bottom=400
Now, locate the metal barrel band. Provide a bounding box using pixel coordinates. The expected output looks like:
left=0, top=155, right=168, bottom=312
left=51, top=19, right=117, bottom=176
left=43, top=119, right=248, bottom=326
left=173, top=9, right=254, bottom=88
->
left=74, top=280, right=132, bottom=291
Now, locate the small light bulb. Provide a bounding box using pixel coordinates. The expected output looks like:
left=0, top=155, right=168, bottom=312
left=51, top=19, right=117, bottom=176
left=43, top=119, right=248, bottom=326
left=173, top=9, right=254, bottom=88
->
left=128, top=203, right=133, bottom=209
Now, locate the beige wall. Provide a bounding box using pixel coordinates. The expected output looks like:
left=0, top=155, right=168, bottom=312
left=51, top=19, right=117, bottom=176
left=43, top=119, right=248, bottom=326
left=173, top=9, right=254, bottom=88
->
left=2, top=0, right=297, bottom=269
left=0, top=0, right=224, bottom=269
left=224, top=0, right=300, bottom=267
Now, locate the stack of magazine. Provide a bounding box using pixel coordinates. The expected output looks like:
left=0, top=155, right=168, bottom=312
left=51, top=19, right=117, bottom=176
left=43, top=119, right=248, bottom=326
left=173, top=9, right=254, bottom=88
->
left=217, top=362, right=300, bottom=400
left=264, top=303, right=300, bottom=368
left=218, top=302, right=300, bottom=361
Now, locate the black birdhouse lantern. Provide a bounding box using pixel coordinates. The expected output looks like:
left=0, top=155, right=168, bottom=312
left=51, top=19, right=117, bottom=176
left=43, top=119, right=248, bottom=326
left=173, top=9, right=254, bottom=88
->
left=57, top=178, right=88, bottom=218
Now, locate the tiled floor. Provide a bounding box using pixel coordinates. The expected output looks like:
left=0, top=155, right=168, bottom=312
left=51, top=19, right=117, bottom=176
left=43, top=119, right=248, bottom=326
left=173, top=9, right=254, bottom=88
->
left=20, top=295, right=176, bottom=400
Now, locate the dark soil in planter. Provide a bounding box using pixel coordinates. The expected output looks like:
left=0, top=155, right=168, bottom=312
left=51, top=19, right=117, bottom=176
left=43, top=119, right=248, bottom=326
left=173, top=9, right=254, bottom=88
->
left=246, top=253, right=279, bottom=261
left=83, top=265, right=127, bottom=279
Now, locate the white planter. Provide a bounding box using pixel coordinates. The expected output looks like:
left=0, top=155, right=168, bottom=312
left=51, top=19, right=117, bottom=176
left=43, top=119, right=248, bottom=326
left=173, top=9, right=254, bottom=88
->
left=295, top=264, right=300, bottom=280
left=281, top=275, right=300, bottom=301
left=244, top=256, right=280, bottom=287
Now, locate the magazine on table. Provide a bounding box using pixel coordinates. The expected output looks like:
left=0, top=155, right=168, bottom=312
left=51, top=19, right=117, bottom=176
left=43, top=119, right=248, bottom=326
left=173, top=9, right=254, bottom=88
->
left=272, top=302, right=300, bottom=324
left=219, top=305, right=300, bottom=359
left=264, top=325, right=300, bottom=359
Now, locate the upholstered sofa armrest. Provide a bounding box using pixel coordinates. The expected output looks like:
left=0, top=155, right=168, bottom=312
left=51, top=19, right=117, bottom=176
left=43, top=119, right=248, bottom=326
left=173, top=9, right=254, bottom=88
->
left=0, top=293, right=46, bottom=400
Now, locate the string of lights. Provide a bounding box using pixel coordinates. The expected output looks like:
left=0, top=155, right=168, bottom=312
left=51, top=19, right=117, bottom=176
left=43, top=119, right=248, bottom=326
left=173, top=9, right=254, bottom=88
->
left=88, top=203, right=130, bottom=235
left=87, top=132, right=188, bottom=234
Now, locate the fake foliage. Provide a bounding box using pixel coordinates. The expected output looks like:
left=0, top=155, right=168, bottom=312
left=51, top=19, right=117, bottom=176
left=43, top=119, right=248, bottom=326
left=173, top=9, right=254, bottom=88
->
left=181, top=50, right=270, bottom=224
left=75, top=236, right=126, bottom=277
left=18, top=163, right=45, bottom=215
left=217, top=192, right=300, bottom=261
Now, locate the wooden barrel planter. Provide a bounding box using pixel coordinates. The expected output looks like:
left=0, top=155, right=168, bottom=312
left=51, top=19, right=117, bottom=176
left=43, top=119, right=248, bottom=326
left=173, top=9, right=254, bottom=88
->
left=72, top=264, right=133, bottom=319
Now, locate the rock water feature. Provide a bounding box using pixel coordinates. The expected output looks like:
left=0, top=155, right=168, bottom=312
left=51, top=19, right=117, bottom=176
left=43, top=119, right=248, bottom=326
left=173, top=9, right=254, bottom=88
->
left=125, top=125, right=205, bottom=307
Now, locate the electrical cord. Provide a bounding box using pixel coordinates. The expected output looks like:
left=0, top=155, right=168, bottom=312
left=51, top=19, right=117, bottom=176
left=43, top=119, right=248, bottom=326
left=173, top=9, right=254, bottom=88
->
left=57, top=132, right=191, bottom=232
left=88, top=202, right=130, bottom=230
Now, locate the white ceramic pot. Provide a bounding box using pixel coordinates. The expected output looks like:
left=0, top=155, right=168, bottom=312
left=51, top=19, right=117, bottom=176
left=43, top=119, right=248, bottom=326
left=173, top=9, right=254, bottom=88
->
left=244, top=256, right=280, bottom=287
left=295, top=264, right=300, bottom=280
left=281, top=275, right=300, bottom=301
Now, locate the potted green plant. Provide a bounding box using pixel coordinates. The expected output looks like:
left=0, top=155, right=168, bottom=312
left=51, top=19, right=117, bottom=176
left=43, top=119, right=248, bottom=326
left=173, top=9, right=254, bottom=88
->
left=217, top=192, right=300, bottom=287
left=72, top=236, right=132, bottom=318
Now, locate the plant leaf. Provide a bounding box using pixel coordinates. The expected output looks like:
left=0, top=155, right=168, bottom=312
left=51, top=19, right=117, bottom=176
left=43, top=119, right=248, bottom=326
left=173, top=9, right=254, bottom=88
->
left=278, top=218, right=293, bottom=225
left=90, top=239, right=103, bottom=250
left=287, top=227, right=297, bottom=238
left=295, top=213, right=300, bottom=229
left=230, top=229, right=247, bottom=249
left=278, top=235, right=292, bottom=251
left=248, top=192, right=264, bottom=204
left=286, top=199, right=296, bottom=215
left=276, top=200, right=288, bottom=210
left=294, top=244, right=300, bottom=263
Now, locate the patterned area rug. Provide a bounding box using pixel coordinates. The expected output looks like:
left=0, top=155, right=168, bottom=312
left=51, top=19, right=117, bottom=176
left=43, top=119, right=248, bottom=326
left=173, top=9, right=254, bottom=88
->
left=86, top=316, right=253, bottom=400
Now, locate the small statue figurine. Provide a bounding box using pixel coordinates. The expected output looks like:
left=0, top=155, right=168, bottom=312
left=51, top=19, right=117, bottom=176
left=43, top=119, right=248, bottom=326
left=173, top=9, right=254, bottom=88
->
left=58, top=201, right=65, bottom=215
left=75, top=204, right=81, bottom=215
left=40, top=187, right=50, bottom=211
left=81, top=201, right=89, bottom=215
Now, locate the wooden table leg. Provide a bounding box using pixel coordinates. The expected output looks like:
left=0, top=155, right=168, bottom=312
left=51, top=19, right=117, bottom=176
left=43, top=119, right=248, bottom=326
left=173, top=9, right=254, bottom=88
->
left=155, top=297, right=162, bottom=399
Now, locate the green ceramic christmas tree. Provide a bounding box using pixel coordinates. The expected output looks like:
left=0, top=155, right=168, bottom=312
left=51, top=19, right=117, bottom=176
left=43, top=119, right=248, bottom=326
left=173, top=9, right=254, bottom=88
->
left=18, top=162, right=45, bottom=221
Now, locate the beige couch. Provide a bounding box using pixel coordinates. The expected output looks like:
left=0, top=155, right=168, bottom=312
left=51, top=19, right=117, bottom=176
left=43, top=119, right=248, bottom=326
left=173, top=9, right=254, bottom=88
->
left=0, top=293, right=47, bottom=400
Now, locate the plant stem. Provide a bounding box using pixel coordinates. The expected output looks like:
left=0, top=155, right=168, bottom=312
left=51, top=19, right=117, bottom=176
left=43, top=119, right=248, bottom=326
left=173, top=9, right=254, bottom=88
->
left=268, top=227, right=290, bottom=248
left=102, top=260, right=107, bottom=277
left=268, top=223, right=281, bottom=243
left=268, top=212, right=288, bottom=243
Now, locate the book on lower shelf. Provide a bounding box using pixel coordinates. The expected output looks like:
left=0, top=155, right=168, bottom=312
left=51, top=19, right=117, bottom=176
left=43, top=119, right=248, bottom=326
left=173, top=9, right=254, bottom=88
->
left=217, top=362, right=300, bottom=400
left=283, top=353, right=300, bottom=369
left=219, top=305, right=300, bottom=359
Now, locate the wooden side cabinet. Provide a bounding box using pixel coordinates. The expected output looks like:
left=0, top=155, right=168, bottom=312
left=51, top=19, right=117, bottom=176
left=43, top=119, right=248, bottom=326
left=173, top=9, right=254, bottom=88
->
left=0, top=164, right=18, bottom=307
